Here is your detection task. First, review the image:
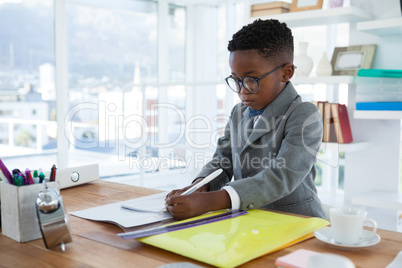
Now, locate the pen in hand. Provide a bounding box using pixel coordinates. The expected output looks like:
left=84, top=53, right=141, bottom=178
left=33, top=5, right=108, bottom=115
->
left=181, top=169, right=223, bottom=195
left=164, top=169, right=223, bottom=212
left=164, top=169, right=224, bottom=217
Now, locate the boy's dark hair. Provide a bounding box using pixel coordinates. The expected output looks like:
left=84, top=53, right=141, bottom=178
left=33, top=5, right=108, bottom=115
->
left=228, top=19, right=294, bottom=65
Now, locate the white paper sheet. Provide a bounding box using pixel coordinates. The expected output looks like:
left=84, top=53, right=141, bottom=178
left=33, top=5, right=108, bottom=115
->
left=70, top=192, right=172, bottom=229
left=121, top=192, right=166, bottom=213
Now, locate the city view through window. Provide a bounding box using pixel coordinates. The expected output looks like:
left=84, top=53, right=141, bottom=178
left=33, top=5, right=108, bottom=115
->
left=0, top=0, right=232, bottom=190
left=0, top=0, right=186, bottom=184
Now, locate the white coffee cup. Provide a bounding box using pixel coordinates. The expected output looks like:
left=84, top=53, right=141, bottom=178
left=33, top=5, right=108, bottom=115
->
left=329, top=207, right=377, bottom=245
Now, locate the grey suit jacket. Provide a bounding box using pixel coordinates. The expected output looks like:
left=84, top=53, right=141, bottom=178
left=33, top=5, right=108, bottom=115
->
left=197, top=82, right=325, bottom=218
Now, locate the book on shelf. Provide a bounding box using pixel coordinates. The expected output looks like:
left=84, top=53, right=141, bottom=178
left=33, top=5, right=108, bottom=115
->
left=317, top=101, right=326, bottom=124
left=331, top=103, right=353, bottom=144
left=357, top=69, right=402, bottom=78
left=323, top=102, right=337, bottom=143
left=251, top=8, right=290, bottom=17
left=251, top=1, right=290, bottom=17
left=251, top=1, right=291, bottom=10
left=312, top=101, right=353, bottom=144
left=356, top=102, right=402, bottom=111
left=311, top=101, right=326, bottom=124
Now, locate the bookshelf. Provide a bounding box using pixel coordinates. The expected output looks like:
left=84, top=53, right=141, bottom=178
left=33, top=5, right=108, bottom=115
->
left=351, top=190, right=402, bottom=210
left=354, top=110, right=402, bottom=120
left=356, top=18, right=402, bottom=36
left=252, top=1, right=402, bottom=231
left=292, top=75, right=355, bottom=85
left=320, top=141, right=369, bottom=153
left=354, top=75, right=402, bottom=119
left=292, top=76, right=364, bottom=151
left=254, top=6, right=373, bottom=27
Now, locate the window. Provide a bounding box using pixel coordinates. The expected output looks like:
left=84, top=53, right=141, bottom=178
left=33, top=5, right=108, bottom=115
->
left=0, top=0, right=55, bottom=162
left=0, top=0, right=246, bottom=190
left=64, top=1, right=159, bottom=176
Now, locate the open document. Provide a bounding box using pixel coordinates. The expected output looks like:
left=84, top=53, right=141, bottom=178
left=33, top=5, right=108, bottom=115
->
left=121, top=192, right=166, bottom=213
left=70, top=192, right=172, bottom=229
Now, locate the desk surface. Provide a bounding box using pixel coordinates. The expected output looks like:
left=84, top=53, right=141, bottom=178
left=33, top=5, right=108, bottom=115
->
left=1, top=180, right=402, bottom=267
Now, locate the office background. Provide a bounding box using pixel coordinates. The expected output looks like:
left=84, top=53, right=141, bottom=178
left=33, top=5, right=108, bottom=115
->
left=0, top=0, right=401, bottom=231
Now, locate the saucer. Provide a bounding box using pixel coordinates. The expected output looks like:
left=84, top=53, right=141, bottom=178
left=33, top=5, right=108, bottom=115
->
left=314, top=227, right=381, bottom=250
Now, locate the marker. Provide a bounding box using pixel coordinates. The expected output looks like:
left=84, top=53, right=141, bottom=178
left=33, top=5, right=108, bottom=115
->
left=181, top=169, right=223, bottom=195
left=39, top=172, right=45, bottom=183
left=12, top=173, right=19, bottom=185
left=18, top=172, right=27, bottom=185
left=25, top=169, right=34, bottom=185
left=32, top=170, right=39, bottom=184
left=13, top=174, right=23, bottom=186
left=0, top=158, right=13, bottom=184
left=50, top=164, right=57, bottom=181
left=12, top=170, right=21, bottom=185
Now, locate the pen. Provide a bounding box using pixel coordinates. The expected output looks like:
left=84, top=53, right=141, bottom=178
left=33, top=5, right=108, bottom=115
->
left=12, top=169, right=21, bottom=185
left=181, top=169, right=223, bottom=195
left=33, top=170, right=39, bottom=184
left=13, top=174, right=23, bottom=186
left=18, top=172, right=27, bottom=185
left=0, top=158, right=14, bottom=184
left=13, top=173, right=18, bottom=185
left=39, top=172, right=45, bottom=183
left=25, top=169, right=34, bottom=185
left=50, top=164, right=57, bottom=181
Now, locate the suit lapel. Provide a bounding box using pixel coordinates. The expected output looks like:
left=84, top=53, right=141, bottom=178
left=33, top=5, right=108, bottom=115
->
left=247, top=115, right=276, bottom=145
left=239, top=82, right=299, bottom=154
left=240, top=109, right=253, bottom=147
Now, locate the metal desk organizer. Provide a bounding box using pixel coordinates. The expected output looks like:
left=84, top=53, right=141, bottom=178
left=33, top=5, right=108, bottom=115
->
left=36, top=180, right=72, bottom=251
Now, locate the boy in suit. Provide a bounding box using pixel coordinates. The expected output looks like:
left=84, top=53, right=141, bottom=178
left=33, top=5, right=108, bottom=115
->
left=166, top=19, right=325, bottom=219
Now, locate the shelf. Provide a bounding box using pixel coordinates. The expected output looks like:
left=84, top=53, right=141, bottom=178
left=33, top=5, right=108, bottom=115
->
left=292, top=75, right=355, bottom=85
left=356, top=18, right=402, bottom=36
left=253, top=6, right=373, bottom=28
left=292, top=75, right=401, bottom=85
left=351, top=190, right=402, bottom=210
left=354, top=110, right=402, bottom=120
left=320, top=141, right=369, bottom=152
left=357, top=69, right=402, bottom=78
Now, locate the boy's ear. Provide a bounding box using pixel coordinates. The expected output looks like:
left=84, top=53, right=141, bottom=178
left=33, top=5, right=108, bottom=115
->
left=281, top=64, right=295, bottom=82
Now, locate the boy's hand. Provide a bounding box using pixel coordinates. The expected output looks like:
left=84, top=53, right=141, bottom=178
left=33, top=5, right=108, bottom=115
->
left=165, top=192, right=211, bottom=220
left=165, top=178, right=209, bottom=200
left=165, top=190, right=231, bottom=220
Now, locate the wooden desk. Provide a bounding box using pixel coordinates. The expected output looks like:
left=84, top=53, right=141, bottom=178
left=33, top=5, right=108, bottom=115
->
left=1, top=180, right=402, bottom=267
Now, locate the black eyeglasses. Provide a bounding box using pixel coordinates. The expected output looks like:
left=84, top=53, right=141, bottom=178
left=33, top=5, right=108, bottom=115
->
left=225, top=64, right=286, bottom=94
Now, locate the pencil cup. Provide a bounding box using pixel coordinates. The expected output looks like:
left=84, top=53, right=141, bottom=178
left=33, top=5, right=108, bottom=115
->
left=1, top=181, right=59, bottom=242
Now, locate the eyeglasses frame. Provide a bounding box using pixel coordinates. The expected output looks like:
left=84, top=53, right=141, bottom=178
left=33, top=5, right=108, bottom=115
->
left=225, top=63, right=287, bottom=94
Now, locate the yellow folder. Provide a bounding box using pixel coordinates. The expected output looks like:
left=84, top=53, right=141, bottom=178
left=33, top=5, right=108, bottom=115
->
left=139, top=209, right=329, bottom=267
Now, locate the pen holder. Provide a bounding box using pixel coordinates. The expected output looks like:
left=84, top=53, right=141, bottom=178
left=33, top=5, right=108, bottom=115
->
left=1, top=181, right=59, bottom=242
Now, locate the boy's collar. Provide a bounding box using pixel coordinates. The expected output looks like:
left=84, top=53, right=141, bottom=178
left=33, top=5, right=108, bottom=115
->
left=266, top=81, right=298, bottom=117
left=248, top=107, right=267, bottom=118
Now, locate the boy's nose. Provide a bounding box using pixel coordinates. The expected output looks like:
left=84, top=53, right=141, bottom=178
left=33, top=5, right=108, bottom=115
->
left=239, top=84, right=249, bottom=94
